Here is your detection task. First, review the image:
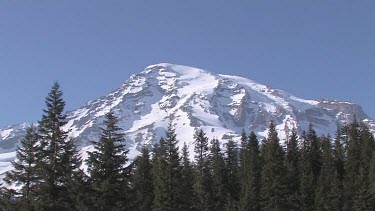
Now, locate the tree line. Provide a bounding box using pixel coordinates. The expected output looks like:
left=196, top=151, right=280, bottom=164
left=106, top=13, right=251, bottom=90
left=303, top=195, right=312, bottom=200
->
left=1, top=82, right=375, bottom=211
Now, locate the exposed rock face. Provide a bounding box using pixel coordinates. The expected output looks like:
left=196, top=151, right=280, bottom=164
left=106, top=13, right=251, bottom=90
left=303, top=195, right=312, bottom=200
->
left=1, top=63, right=373, bottom=174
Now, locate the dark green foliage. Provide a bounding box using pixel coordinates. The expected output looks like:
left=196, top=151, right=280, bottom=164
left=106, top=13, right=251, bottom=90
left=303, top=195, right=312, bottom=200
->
left=152, top=122, right=183, bottom=211
left=225, top=140, right=240, bottom=210
left=260, top=121, right=289, bottom=210
left=3, top=81, right=375, bottom=211
left=331, top=129, right=345, bottom=210
left=209, top=138, right=227, bottom=210
left=314, top=135, right=336, bottom=210
left=352, top=123, right=375, bottom=210
left=4, top=126, right=39, bottom=209
left=151, top=140, right=168, bottom=211
left=299, top=125, right=321, bottom=211
left=239, top=130, right=248, bottom=181
left=284, top=128, right=300, bottom=210
left=343, top=119, right=362, bottom=210
left=35, top=82, right=83, bottom=210
left=132, top=145, right=154, bottom=211
left=193, top=129, right=212, bottom=211
left=86, top=110, right=130, bottom=210
left=239, top=131, right=261, bottom=211
left=307, top=123, right=322, bottom=183
left=369, top=153, right=375, bottom=207
left=180, top=142, right=195, bottom=210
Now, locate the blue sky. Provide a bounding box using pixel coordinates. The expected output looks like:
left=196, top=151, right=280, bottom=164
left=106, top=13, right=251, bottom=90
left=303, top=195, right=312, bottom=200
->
left=0, top=1, right=374, bottom=127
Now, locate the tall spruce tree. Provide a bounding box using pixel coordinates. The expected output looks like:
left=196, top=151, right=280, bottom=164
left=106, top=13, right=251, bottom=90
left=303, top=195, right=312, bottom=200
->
left=284, top=128, right=300, bottom=210
left=331, top=128, right=345, bottom=210
left=260, top=121, right=289, bottom=210
left=314, top=135, right=336, bottom=210
left=239, top=131, right=261, bottom=211
left=180, top=143, right=194, bottom=210
left=239, top=130, right=248, bottom=181
left=193, top=129, right=212, bottom=211
left=307, top=124, right=322, bottom=183
left=86, top=111, right=130, bottom=210
left=299, top=125, right=321, bottom=211
left=225, top=140, right=240, bottom=210
left=151, top=140, right=168, bottom=211
left=369, top=152, right=375, bottom=208
left=35, top=82, right=83, bottom=210
left=352, top=123, right=375, bottom=210
left=152, top=122, right=183, bottom=211
left=132, top=145, right=154, bottom=211
left=209, top=138, right=227, bottom=210
left=343, top=119, right=361, bottom=210
left=4, top=126, right=40, bottom=210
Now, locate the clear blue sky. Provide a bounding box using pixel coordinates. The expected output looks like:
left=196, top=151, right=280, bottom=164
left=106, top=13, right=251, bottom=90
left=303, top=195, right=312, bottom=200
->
left=0, top=1, right=374, bottom=127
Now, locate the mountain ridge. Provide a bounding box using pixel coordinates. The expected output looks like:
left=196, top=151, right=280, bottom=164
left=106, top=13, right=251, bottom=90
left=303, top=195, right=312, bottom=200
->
left=1, top=63, right=374, bottom=175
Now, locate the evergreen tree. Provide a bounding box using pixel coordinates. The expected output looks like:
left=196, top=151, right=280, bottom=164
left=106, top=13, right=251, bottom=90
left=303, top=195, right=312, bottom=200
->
left=225, top=140, right=240, bottom=210
left=343, top=119, right=361, bottom=210
left=239, top=131, right=261, bottom=211
left=331, top=128, right=345, bottom=210
left=35, top=82, right=83, bottom=210
left=299, top=132, right=315, bottom=211
left=209, top=138, right=227, bottom=211
left=284, top=128, right=300, bottom=210
left=314, top=135, right=336, bottom=210
left=369, top=152, right=375, bottom=208
left=132, top=145, right=154, bottom=211
left=260, top=121, right=289, bottom=210
left=352, top=123, right=375, bottom=210
left=86, top=110, right=130, bottom=210
left=152, top=122, right=183, bottom=211
left=193, top=129, right=212, bottom=211
left=0, top=185, right=19, bottom=211
left=180, top=143, right=194, bottom=210
left=151, top=140, right=168, bottom=211
left=307, top=123, right=322, bottom=183
left=298, top=125, right=321, bottom=211
left=239, top=130, right=248, bottom=181
left=4, top=126, right=39, bottom=210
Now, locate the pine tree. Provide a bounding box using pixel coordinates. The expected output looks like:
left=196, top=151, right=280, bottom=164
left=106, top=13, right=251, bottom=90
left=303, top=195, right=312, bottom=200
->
left=343, top=120, right=361, bottom=210
left=239, top=130, right=248, bottom=181
left=369, top=152, right=375, bottom=208
left=152, top=122, right=183, bottom=211
left=4, top=126, right=39, bottom=209
left=307, top=124, right=322, bottom=183
left=284, top=128, right=300, bottom=210
left=0, top=185, right=19, bottom=211
left=298, top=124, right=321, bottom=211
left=239, top=131, right=261, bottom=211
left=314, top=135, right=336, bottom=210
left=225, top=140, right=240, bottom=210
left=35, top=82, right=83, bottom=210
left=180, top=143, right=194, bottom=210
left=86, top=110, right=130, bottom=210
left=331, top=128, right=345, bottom=210
left=260, top=121, right=289, bottom=210
left=151, top=140, right=168, bottom=211
left=299, top=132, right=315, bottom=211
left=132, top=145, right=154, bottom=211
left=193, top=129, right=212, bottom=211
left=352, top=123, right=375, bottom=210
left=209, top=138, right=227, bottom=210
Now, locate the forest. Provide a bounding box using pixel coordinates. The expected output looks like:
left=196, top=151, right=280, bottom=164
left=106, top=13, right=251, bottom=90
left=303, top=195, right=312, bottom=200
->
left=1, top=82, right=375, bottom=211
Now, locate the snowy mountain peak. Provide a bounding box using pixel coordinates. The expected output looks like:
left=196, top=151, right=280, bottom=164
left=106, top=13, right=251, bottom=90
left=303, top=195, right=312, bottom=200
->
left=1, top=63, right=374, bottom=175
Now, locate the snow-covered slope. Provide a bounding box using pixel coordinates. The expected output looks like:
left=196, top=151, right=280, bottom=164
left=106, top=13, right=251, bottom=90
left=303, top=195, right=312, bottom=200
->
left=1, top=63, right=374, bottom=173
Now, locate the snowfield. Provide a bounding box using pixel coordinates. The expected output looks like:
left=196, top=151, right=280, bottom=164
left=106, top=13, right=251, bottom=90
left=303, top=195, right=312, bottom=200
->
left=1, top=63, right=374, bottom=177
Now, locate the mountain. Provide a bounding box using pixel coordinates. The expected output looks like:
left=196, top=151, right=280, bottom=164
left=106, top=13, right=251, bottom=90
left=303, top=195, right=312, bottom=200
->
left=1, top=63, right=374, bottom=175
